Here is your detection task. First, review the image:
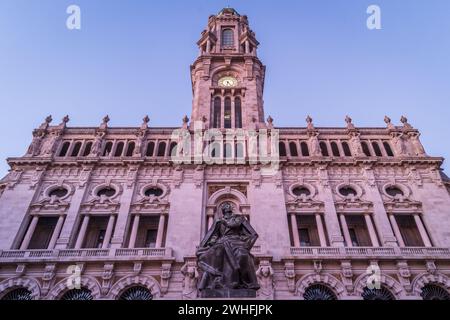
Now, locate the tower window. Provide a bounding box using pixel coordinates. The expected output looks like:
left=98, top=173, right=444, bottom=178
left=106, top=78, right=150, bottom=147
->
left=300, top=142, right=310, bottom=157
left=224, top=97, right=232, bottom=128
left=146, top=141, right=155, bottom=157
left=212, top=97, right=221, bottom=128
left=126, top=142, right=135, bottom=157
left=331, top=142, right=340, bottom=157
left=235, top=97, right=242, bottom=128
left=59, top=142, right=70, bottom=157
left=222, top=29, right=234, bottom=47
left=71, top=142, right=82, bottom=157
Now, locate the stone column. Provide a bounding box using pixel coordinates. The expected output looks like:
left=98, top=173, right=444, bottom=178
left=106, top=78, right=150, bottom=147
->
left=315, top=213, right=327, bottom=247
left=128, top=215, right=140, bottom=248
left=363, top=167, right=398, bottom=246
left=317, top=181, right=345, bottom=246
left=155, top=213, right=167, bottom=248
left=414, top=214, right=432, bottom=247
left=290, top=213, right=300, bottom=247
left=339, top=214, right=352, bottom=247
left=47, top=215, right=65, bottom=249
left=389, top=214, right=405, bottom=247
left=74, top=215, right=90, bottom=249
left=102, top=215, right=116, bottom=249
left=56, top=182, right=90, bottom=249
left=110, top=184, right=135, bottom=249
left=19, top=216, right=39, bottom=250
left=364, top=214, right=380, bottom=247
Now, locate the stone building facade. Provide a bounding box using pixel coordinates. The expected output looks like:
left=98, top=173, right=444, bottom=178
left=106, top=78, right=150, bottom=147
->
left=0, top=8, right=450, bottom=300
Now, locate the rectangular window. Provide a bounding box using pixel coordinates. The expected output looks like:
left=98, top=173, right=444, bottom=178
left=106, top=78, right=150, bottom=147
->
left=82, top=216, right=109, bottom=249
left=299, top=228, right=311, bottom=247
left=135, top=216, right=161, bottom=248
left=396, top=215, right=425, bottom=247
left=28, top=217, right=58, bottom=249
left=345, top=215, right=372, bottom=247
left=297, top=215, right=320, bottom=247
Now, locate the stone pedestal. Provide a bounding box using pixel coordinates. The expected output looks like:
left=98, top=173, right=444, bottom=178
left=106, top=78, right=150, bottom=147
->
left=200, top=289, right=257, bottom=299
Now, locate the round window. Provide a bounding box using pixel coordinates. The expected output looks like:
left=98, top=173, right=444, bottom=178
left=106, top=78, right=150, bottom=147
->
left=292, top=186, right=311, bottom=197
left=97, top=187, right=116, bottom=198
left=144, top=187, right=163, bottom=197
left=339, top=186, right=357, bottom=197
left=48, top=187, right=68, bottom=198
left=385, top=186, right=404, bottom=197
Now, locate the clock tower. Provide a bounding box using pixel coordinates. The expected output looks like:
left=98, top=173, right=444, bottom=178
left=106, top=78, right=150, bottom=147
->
left=190, top=8, right=266, bottom=130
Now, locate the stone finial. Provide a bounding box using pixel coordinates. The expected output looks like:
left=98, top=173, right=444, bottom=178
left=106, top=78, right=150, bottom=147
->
left=58, top=115, right=70, bottom=130
left=266, top=116, right=274, bottom=129
left=182, top=115, right=189, bottom=129
left=141, top=115, right=150, bottom=130
left=306, top=115, right=315, bottom=131
left=39, top=115, right=52, bottom=130
left=345, top=115, right=355, bottom=130
left=99, top=115, right=109, bottom=130
left=384, top=115, right=395, bottom=130
left=400, top=115, right=412, bottom=129
left=62, top=115, right=70, bottom=124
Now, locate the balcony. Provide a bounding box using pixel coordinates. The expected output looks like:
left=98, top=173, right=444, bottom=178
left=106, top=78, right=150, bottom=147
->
left=0, top=247, right=173, bottom=263
left=289, top=246, right=450, bottom=260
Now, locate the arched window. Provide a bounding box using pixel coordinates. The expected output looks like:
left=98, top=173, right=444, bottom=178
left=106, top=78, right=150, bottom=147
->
left=279, top=142, right=287, bottom=157
left=146, top=141, right=155, bottom=157
left=169, top=142, right=177, bottom=157
left=213, top=97, right=221, bottom=128
left=420, top=284, right=450, bottom=300
left=70, top=142, right=82, bottom=157
left=114, top=142, right=124, bottom=157
left=222, top=29, right=234, bottom=47
left=320, top=142, right=329, bottom=156
left=157, top=142, right=166, bottom=157
left=342, top=142, right=352, bottom=157
left=331, top=142, right=340, bottom=157
left=372, top=142, right=383, bottom=156
left=303, top=284, right=337, bottom=300
left=60, top=288, right=93, bottom=300
left=103, top=142, right=113, bottom=156
left=59, top=142, right=70, bottom=157
left=361, top=141, right=371, bottom=156
left=126, top=142, right=135, bottom=157
left=362, top=286, right=395, bottom=300
left=83, top=142, right=92, bottom=156
left=1, top=288, right=33, bottom=300
left=289, top=142, right=298, bottom=157
left=235, top=97, right=242, bottom=128
left=300, top=142, right=309, bottom=157
left=235, top=142, right=244, bottom=158
left=383, top=142, right=394, bottom=157
left=224, top=97, right=232, bottom=128
left=224, top=143, right=233, bottom=158
left=119, top=286, right=153, bottom=300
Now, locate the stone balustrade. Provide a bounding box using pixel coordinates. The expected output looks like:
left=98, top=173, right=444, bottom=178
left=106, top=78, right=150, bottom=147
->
left=0, top=247, right=173, bottom=262
left=289, top=246, right=450, bottom=259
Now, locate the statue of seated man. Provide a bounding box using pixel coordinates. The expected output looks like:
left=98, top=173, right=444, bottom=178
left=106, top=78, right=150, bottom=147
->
left=196, top=202, right=260, bottom=292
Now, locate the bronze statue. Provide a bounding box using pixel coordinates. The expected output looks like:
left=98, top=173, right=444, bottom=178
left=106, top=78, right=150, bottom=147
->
left=196, top=202, right=260, bottom=297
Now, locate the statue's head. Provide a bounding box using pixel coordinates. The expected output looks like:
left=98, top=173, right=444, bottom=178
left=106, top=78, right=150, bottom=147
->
left=221, top=202, right=233, bottom=218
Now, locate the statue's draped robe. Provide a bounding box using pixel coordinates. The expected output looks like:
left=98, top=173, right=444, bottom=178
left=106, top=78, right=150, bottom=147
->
left=197, top=215, right=260, bottom=290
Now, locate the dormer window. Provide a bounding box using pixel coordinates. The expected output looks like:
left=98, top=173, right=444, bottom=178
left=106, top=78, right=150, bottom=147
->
left=222, top=29, right=234, bottom=47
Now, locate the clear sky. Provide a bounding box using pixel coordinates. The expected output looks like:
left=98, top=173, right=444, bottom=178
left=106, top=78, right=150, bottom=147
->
left=0, top=0, right=449, bottom=176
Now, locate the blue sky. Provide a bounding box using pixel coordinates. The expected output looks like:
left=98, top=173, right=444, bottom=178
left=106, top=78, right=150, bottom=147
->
left=0, top=0, right=449, bottom=176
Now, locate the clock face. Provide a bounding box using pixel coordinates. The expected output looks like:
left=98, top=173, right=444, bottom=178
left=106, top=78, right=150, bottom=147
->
left=218, top=76, right=238, bottom=88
